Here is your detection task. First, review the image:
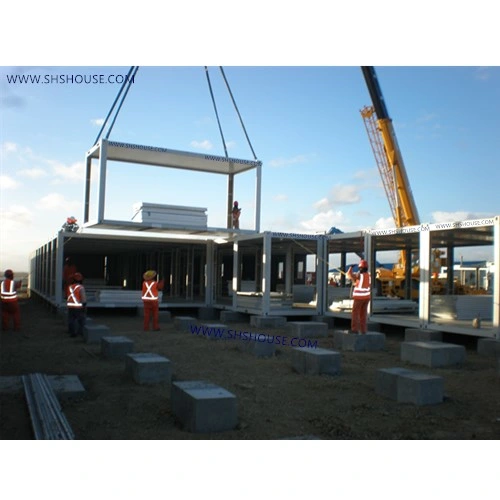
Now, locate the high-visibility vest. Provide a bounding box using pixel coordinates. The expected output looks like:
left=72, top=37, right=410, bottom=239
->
left=1, top=279, right=17, bottom=301
left=352, top=272, right=371, bottom=299
left=67, top=284, right=84, bottom=308
left=142, top=280, right=159, bottom=301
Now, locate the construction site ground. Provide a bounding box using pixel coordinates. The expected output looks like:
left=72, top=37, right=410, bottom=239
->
left=1, top=297, right=500, bottom=441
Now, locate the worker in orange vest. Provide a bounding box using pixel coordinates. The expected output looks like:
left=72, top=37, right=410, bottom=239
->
left=1, top=269, right=22, bottom=331
left=346, top=259, right=372, bottom=334
left=142, top=270, right=164, bottom=331
left=67, top=272, right=87, bottom=337
left=63, top=257, right=77, bottom=297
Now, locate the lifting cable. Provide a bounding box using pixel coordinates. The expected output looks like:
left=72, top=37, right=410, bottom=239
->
left=93, top=66, right=139, bottom=146
left=205, top=66, right=228, bottom=158
left=219, top=67, right=258, bottom=161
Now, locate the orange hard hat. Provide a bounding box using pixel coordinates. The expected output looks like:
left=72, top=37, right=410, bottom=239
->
left=72, top=272, right=83, bottom=281
left=4, top=269, right=14, bottom=278
left=234, top=201, right=238, bottom=206
left=359, top=260, right=369, bottom=269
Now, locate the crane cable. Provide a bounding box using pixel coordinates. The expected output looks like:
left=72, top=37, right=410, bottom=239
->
left=205, top=66, right=228, bottom=158
left=219, top=67, right=258, bottom=161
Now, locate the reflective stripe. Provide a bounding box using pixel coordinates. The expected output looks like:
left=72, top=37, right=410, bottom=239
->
left=1, top=280, right=17, bottom=301
left=353, top=273, right=371, bottom=298
left=67, top=284, right=83, bottom=308
left=142, top=281, right=158, bottom=301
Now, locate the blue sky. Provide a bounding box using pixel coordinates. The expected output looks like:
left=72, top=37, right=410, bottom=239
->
left=1, top=65, right=499, bottom=271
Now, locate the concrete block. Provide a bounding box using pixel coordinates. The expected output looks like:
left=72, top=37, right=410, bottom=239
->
left=291, top=347, right=341, bottom=376
left=286, top=321, right=328, bottom=339
left=401, top=341, right=466, bottom=368
left=197, top=307, right=219, bottom=321
left=101, top=336, right=134, bottom=359
left=405, top=328, right=443, bottom=342
left=236, top=335, right=276, bottom=358
left=397, top=372, right=444, bottom=405
left=333, top=330, right=349, bottom=349
left=338, top=332, right=386, bottom=352
left=220, top=311, right=248, bottom=323
left=366, top=321, right=381, bottom=332
left=250, top=316, right=286, bottom=328
left=171, top=380, right=237, bottom=433
left=477, top=338, right=500, bottom=357
left=376, top=368, right=443, bottom=405
left=46, top=375, right=86, bottom=400
left=311, top=315, right=335, bottom=329
left=200, top=323, right=228, bottom=341
left=125, top=353, right=171, bottom=385
left=174, top=316, right=197, bottom=332
left=83, top=324, right=111, bottom=344
left=376, top=368, right=416, bottom=400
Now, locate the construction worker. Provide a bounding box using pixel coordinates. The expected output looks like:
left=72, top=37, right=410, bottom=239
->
left=346, top=259, right=371, bottom=334
left=232, top=201, right=241, bottom=229
left=1, top=269, right=22, bottom=331
left=142, top=270, right=164, bottom=331
left=63, top=257, right=77, bottom=297
left=67, top=272, right=87, bottom=337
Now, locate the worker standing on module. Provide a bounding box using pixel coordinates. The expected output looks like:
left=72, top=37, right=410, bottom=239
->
left=346, top=259, right=371, bottom=334
left=232, top=201, right=241, bottom=229
left=142, top=270, right=164, bottom=331
left=66, top=272, right=87, bottom=337
left=1, top=269, right=22, bottom=331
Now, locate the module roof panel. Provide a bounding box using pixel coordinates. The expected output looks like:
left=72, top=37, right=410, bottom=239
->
left=87, top=140, right=262, bottom=175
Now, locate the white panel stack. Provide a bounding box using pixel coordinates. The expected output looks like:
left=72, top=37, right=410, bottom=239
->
left=132, top=202, right=208, bottom=227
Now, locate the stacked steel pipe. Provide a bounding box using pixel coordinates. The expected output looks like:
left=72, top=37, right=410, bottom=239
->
left=22, top=373, right=75, bottom=440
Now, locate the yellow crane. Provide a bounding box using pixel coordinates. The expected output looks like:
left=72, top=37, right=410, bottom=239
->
left=360, top=67, right=444, bottom=298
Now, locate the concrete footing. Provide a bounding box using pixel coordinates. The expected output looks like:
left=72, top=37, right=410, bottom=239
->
left=174, top=316, right=197, bottom=332
left=405, top=328, right=443, bottom=342
left=197, top=307, right=219, bottom=321
left=376, top=367, right=443, bottom=405
left=83, top=324, right=111, bottom=344
left=333, top=331, right=385, bottom=351
left=286, top=321, right=328, bottom=339
left=171, top=380, right=237, bottom=433
left=310, top=315, right=335, bottom=329
left=220, top=311, right=248, bottom=323
left=291, top=347, right=341, bottom=375
left=250, top=316, right=286, bottom=328
left=477, top=338, right=500, bottom=357
left=101, top=336, right=134, bottom=359
left=236, top=336, right=276, bottom=358
left=401, top=341, right=466, bottom=367
left=199, top=323, right=228, bottom=341
left=366, top=321, right=381, bottom=332
left=125, top=353, right=171, bottom=384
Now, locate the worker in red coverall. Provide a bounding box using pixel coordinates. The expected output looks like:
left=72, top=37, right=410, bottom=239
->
left=66, top=272, right=87, bottom=337
left=1, top=269, right=22, bottom=331
left=346, top=259, right=372, bottom=334
left=142, top=270, right=164, bottom=331
left=232, top=201, right=241, bottom=229
left=63, top=257, right=77, bottom=297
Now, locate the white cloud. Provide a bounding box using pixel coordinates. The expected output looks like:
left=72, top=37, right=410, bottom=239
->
left=18, top=168, right=47, bottom=179
left=268, top=155, right=308, bottom=168
left=431, top=211, right=477, bottom=223
left=299, top=209, right=345, bottom=233
left=47, top=160, right=86, bottom=182
left=0, top=204, right=33, bottom=230
left=35, top=193, right=81, bottom=211
left=313, top=197, right=329, bottom=211
left=312, top=184, right=362, bottom=213
left=273, top=194, right=288, bottom=202
left=373, top=216, right=396, bottom=230
left=0, top=175, right=20, bottom=190
left=91, top=118, right=105, bottom=126
left=190, top=139, right=213, bottom=150
left=1, top=142, right=18, bottom=154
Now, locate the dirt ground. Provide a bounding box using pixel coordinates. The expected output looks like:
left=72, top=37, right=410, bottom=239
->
left=1, top=297, right=500, bottom=440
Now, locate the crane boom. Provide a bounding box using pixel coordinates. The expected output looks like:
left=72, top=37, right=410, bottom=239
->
left=360, top=66, right=420, bottom=228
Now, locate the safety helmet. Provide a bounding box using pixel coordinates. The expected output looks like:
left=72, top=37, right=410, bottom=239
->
left=359, top=259, right=369, bottom=269
left=72, top=272, right=83, bottom=282
left=234, top=201, right=238, bottom=206
left=143, top=270, right=157, bottom=280
left=4, top=269, right=14, bottom=278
